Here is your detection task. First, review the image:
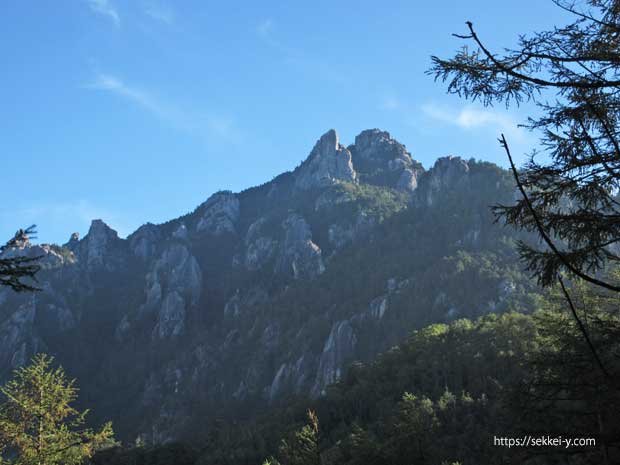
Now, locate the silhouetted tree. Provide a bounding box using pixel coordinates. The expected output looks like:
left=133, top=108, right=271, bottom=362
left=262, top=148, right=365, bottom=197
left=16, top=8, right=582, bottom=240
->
left=0, top=226, right=40, bottom=292
left=430, top=0, right=620, bottom=290
left=430, top=0, right=620, bottom=375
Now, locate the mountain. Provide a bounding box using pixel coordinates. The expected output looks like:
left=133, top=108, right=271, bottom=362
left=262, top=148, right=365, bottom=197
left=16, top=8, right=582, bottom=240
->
left=0, top=128, right=538, bottom=442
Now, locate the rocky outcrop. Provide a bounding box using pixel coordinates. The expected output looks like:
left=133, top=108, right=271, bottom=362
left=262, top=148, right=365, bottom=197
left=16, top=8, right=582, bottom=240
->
left=118, top=242, right=202, bottom=340
left=311, top=320, right=357, bottom=397
left=0, top=128, right=528, bottom=442
left=64, top=232, right=80, bottom=251
left=419, top=156, right=470, bottom=206
left=0, top=301, right=41, bottom=371
left=350, top=129, right=423, bottom=192
left=196, top=192, right=240, bottom=235
left=223, top=287, right=268, bottom=318
left=129, top=223, right=160, bottom=259
left=294, top=130, right=357, bottom=190
left=277, top=214, right=325, bottom=279
left=172, top=223, right=189, bottom=240
left=153, top=291, right=186, bottom=339
left=243, top=218, right=277, bottom=270
left=268, top=354, right=310, bottom=401
left=78, top=220, right=124, bottom=270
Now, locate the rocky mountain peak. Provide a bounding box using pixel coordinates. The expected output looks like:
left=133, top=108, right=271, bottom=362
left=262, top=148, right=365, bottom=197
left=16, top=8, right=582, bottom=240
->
left=196, top=191, right=240, bottom=235
left=353, top=129, right=404, bottom=158
left=294, top=129, right=357, bottom=190
left=349, top=128, right=423, bottom=193
left=63, top=232, right=80, bottom=251
left=80, top=219, right=122, bottom=268
left=419, top=156, right=471, bottom=206
left=87, top=219, right=118, bottom=238
left=429, top=156, right=469, bottom=185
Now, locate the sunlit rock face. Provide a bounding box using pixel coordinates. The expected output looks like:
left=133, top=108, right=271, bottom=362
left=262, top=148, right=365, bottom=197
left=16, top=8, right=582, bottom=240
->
left=294, top=129, right=357, bottom=190
left=349, top=128, right=424, bottom=192
left=0, top=128, right=528, bottom=443
left=129, top=223, right=160, bottom=259
left=419, top=156, right=470, bottom=206
left=311, top=320, right=357, bottom=397
left=195, top=191, right=240, bottom=235
left=276, top=214, right=325, bottom=279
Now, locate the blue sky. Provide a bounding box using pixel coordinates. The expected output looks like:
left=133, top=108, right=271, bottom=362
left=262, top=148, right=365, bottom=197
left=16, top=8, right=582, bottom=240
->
left=1, top=1, right=571, bottom=244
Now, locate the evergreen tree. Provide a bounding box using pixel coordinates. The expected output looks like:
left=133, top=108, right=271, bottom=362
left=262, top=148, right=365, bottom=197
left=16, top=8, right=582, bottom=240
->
left=430, top=0, right=620, bottom=290
left=429, top=0, right=620, bottom=377
left=263, top=410, right=321, bottom=465
left=0, top=227, right=40, bottom=293
left=0, top=354, right=115, bottom=465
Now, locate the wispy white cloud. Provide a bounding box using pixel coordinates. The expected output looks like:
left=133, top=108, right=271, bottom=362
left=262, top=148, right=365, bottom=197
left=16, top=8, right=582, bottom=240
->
left=420, top=103, right=527, bottom=142
left=87, top=73, right=168, bottom=119
left=86, top=0, right=120, bottom=27
left=380, top=97, right=401, bottom=111
left=85, top=73, right=241, bottom=141
left=257, top=19, right=274, bottom=38
left=144, top=2, right=174, bottom=24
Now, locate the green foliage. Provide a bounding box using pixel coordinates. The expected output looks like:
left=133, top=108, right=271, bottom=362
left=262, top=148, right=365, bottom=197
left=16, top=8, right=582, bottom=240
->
left=266, top=410, right=320, bottom=465
left=0, top=354, right=115, bottom=465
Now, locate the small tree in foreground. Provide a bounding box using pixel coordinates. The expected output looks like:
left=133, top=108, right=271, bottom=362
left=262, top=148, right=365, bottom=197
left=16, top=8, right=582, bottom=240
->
left=263, top=410, right=321, bottom=465
left=0, top=354, right=115, bottom=465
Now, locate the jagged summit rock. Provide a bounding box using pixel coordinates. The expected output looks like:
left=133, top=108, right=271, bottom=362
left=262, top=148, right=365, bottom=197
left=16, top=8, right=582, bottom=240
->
left=128, top=223, right=160, bottom=259
left=294, top=129, right=357, bottom=190
left=196, top=191, right=240, bottom=235
left=64, top=232, right=80, bottom=250
left=352, top=129, right=407, bottom=160
left=0, top=127, right=525, bottom=443
left=349, top=128, right=424, bottom=192
left=80, top=219, right=123, bottom=268
left=419, top=156, right=470, bottom=206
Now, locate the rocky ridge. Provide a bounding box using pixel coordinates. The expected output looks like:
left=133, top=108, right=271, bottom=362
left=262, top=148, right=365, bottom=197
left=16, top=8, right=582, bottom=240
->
left=0, top=128, right=529, bottom=442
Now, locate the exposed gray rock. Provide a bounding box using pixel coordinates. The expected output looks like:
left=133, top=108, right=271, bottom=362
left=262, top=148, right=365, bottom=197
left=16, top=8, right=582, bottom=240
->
left=311, top=320, right=357, bottom=397
left=1, top=236, right=70, bottom=269
left=260, top=323, right=280, bottom=352
left=246, top=237, right=277, bottom=270
left=196, top=192, right=240, bottom=235
left=295, top=129, right=357, bottom=190
left=79, top=219, right=122, bottom=269
left=350, top=129, right=423, bottom=192
left=277, top=214, right=324, bottom=279
left=421, top=156, right=470, bottom=206
left=119, top=243, right=202, bottom=340
left=0, top=301, right=41, bottom=371
left=64, top=232, right=80, bottom=251
left=153, top=291, right=186, bottom=339
left=129, top=223, right=160, bottom=259
left=269, top=363, right=289, bottom=400
left=172, top=223, right=188, bottom=240
left=396, top=168, right=418, bottom=192
left=368, top=295, right=388, bottom=320
left=223, top=287, right=268, bottom=318
left=268, top=354, right=311, bottom=401
left=244, top=218, right=276, bottom=270
left=353, top=129, right=407, bottom=162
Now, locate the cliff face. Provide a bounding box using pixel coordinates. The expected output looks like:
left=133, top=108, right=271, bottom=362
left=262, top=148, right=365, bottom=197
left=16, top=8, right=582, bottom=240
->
left=0, top=129, right=534, bottom=442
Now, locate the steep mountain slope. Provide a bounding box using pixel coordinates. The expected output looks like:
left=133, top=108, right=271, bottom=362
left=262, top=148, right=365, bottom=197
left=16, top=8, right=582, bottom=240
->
left=0, top=129, right=537, bottom=442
